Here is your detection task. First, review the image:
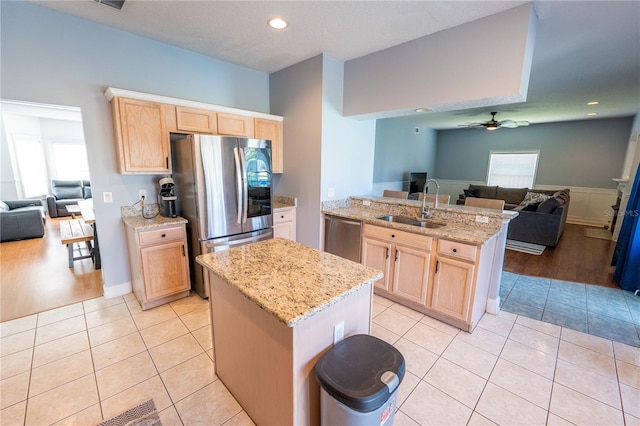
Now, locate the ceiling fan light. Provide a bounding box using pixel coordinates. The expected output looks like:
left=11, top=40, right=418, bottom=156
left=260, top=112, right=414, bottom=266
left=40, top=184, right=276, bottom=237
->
left=268, top=17, right=288, bottom=29
left=486, top=125, right=498, bottom=131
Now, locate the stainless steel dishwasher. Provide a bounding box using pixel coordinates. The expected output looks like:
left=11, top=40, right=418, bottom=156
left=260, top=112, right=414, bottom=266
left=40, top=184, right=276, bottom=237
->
left=324, top=215, right=362, bottom=263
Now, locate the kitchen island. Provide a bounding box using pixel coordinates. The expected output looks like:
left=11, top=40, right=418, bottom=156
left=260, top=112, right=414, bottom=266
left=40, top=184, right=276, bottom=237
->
left=196, top=238, right=382, bottom=426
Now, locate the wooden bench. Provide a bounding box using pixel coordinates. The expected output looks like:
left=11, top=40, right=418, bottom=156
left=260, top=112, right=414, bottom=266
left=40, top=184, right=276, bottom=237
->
left=60, top=219, right=94, bottom=268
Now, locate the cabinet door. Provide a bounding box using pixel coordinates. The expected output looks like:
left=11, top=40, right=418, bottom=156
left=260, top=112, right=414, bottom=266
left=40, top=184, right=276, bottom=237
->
left=217, top=112, right=254, bottom=137
left=362, top=237, right=392, bottom=291
left=255, top=118, right=283, bottom=173
left=392, top=244, right=431, bottom=304
left=176, top=106, right=218, bottom=134
left=140, top=240, right=190, bottom=300
left=114, top=97, right=171, bottom=174
left=273, top=222, right=295, bottom=240
left=430, top=257, right=475, bottom=321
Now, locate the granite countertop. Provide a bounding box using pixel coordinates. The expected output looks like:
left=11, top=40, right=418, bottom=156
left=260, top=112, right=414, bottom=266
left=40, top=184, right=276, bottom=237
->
left=196, top=238, right=382, bottom=327
left=273, top=195, right=297, bottom=211
left=122, top=214, right=188, bottom=230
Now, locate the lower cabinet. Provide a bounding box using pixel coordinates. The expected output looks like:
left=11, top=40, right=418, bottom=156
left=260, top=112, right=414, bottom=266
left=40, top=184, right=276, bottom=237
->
left=124, top=222, right=191, bottom=310
left=430, top=255, right=475, bottom=322
left=273, top=207, right=296, bottom=241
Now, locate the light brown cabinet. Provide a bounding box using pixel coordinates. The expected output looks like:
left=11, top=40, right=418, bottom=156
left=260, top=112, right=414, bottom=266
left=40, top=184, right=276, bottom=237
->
left=111, top=97, right=171, bottom=174
left=217, top=112, right=254, bottom=137
left=255, top=118, right=284, bottom=173
left=175, top=106, right=218, bottom=134
left=361, top=224, right=432, bottom=305
left=124, top=222, right=191, bottom=310
left=273, top=207, right=296, bottom=241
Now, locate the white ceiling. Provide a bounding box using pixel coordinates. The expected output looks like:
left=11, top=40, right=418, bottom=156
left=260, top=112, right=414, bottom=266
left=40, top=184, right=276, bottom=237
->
left=31, top=0, right=640, bottom=129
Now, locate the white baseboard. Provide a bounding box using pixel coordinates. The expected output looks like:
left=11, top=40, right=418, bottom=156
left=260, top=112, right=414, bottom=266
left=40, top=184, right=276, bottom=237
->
left=103, top=281, right=132, bottom=299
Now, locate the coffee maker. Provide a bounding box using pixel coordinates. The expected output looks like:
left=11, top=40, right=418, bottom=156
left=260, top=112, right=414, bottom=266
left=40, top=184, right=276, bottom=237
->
left=158, top=177, right=177, bottom=218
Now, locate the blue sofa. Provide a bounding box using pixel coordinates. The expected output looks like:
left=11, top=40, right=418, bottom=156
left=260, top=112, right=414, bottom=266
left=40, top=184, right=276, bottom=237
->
left=0, top=199, right=47, bottom=242
left=46, top=179, right=91, bottom=218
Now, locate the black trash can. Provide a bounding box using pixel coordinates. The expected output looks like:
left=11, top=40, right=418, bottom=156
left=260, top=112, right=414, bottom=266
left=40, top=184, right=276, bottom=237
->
left=314, top=334, right=405, bottom=426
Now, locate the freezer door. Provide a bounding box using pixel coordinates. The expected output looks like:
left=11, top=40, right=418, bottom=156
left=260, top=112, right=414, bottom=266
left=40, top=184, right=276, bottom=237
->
left=198, top=136, right=243, bottom=239
left=240, top=139, right=273, bottom=232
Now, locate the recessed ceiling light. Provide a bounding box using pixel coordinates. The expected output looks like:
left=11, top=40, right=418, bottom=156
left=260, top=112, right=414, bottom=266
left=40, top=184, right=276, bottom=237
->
left=415, top=108, right=432, bottom=113
left=587, top=112, right=598, bottom=116
left=268, top=17, right=288, bottom=29
left=587, top=101, right=599, bottom=106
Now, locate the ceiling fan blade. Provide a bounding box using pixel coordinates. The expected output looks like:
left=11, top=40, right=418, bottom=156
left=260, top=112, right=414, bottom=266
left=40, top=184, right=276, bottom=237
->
left=458, top=123, right=486, bottom=128
left=499, top=120, right=518, bottom=128
left=516, top=120, right=530, bottom=127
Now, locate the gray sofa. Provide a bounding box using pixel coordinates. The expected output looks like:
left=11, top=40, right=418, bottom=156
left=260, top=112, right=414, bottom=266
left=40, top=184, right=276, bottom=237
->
left=0, top=199, right=47, bottom=242
left=46, top=179, right=91, bottom=218
left=457, top=184, right=570, bottom=247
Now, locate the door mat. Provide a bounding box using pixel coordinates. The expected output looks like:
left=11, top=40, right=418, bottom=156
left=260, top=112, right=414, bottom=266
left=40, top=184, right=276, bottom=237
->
left=505, top=239, right=546, bottom=255
left=584, top=228, right=613, bottom=240
left=98, top=399, right=161, bottom=426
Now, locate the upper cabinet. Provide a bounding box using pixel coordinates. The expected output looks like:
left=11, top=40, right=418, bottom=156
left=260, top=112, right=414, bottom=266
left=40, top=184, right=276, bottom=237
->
left=254, top=118, right=283, bottom=174
left=112, top=97, right=171, bottom=174
left=217, top=113, right=254, bottom=137
left=175, top=106, right=218, bottom=134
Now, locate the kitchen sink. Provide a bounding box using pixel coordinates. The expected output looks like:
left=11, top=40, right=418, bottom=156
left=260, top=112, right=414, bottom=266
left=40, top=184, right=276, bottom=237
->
left=375, top=215, right=445, bottom=228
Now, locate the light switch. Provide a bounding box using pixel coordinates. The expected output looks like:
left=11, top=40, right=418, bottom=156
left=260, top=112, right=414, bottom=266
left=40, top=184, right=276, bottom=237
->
left=103, top=192, right=113, bottom=204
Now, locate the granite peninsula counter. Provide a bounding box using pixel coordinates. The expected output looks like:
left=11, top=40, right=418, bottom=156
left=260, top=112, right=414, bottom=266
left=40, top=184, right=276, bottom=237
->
left=196, top=238, right=382, bottom=426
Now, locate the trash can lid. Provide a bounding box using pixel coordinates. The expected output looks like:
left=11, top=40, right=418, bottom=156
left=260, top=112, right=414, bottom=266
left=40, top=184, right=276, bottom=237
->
left=314, top=334, right=405, bottom=413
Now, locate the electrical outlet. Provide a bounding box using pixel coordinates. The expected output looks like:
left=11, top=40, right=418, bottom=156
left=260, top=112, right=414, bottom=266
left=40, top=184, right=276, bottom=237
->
left=138, top=189, right=147, bottom=200
left=363, top=200, right=371, bottom=206
left=327, top=188, right=335, bottom=197
left=475, top=215, right=489, bottom=223
left=103, top=192, right=113, bottom=204
left=333, top=321, right=344, bottom=344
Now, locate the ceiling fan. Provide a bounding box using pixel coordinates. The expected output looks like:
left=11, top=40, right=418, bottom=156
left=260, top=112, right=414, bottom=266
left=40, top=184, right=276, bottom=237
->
left=459, top=111, right=530, bottom=130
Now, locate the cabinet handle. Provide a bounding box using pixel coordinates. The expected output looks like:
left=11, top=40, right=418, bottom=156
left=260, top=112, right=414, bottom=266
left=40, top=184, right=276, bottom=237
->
left=182, top=245, right=185, bottom=256
left=395, top=249, right=398, bottom=261
left=385, top=247, right=389, bottom=259
left=161, top=233, right=166, bottom=238
left=436, top=260, right=439, bottom=273
left=391, top=234, right=395, bottom=238
left=452, top=248, right=458, bottom=253
left=165, top=157, right=169, bottom=169
left=281, top=215, right=285, bottom=219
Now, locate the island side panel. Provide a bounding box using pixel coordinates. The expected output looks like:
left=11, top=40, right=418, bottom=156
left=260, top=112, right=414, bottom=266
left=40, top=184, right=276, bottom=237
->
left=209, top=273, right=294, bottom=426
left=292, top=282, right=373, bottom=426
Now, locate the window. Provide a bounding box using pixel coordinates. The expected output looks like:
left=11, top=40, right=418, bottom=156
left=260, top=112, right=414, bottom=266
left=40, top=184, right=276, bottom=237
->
left=10, top=134, right=49, bottom=198
left=487, top=150, right=540, bottom=188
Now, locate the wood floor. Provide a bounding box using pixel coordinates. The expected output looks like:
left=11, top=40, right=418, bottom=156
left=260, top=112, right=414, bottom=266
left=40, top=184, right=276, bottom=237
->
left=0, top=217, right=103, bottom=322
left=503, top=223, right=619, bottom=288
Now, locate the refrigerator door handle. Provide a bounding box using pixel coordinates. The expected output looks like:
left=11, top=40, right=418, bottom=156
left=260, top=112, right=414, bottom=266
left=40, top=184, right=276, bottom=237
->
left=204, top=233, right=272, bottom=249
left=233, top=147, right=243, bottom=225
left=239, top=147, right=249, bottom=224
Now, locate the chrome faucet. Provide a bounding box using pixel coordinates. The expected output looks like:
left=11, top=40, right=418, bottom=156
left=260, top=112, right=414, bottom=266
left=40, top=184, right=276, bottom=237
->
left=421, top=179, right=440, bottom=219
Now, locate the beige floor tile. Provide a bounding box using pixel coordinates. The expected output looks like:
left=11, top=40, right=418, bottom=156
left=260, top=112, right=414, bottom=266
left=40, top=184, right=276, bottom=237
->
left=389, top=302, right=425, bottom=321
left=175, top=380, right=242, bottom=425
left=179, top=306, right=211, bottom=332
left=123, top=292, right=137, bottom=302
left=149, top=333, right=204, bottom=372
left=489, top=358, right=553, bottom=409
left=0, top=370, right=29, bottom=409
left=617, top=359, right=640, bottom=389
left=561, top=327, right=614, bottom=356
left=477, top=313, right=514, bottom=337
left=25, top=374, right=99, bottom=425
left=132, top=304, right=178, bottom=330
left=207, top=348, right=215, bottom=361
left=500, top=339, right=557, bottom=380
left=620, top=383, right=640, bottom=418
left=99, top=375, right=172, bottom=419
left=549, top=383, right=624, bottom=425
left=139, top=317, right=189, bottom=348
left=0, top=400, right=26, bottom=425
left=508, top=323, right=559, bottom=355
left=85, top=303, right=131, bottom=329
left=0, top=314, right=36, bottom=338
left=52, top=403, right=102, bottom=425
left=401, top=381, right=472, bottom=425
left=496, top=309, right=518, bottom=322
left=372, top=301, right=388, bottom=318
left=558, top=340, right=617, bottom=380
left=126, top=298, right=144, bottom=314
left=476, top=382, right=548, bottom=425
left=546, top=413, right=575, bottom=425
left=35, top=315, right=86, bottom=346
left=170, top=293, right=208, bottom=316
left=614, top=341, right=640, bottom=367
left=442, top=339, right=497, bottom=379
left=454, top=326, right=506, bottom=356
left=419, top=315, right=460, bottom=337
left=516, top=315, right=562, bottom=338
left=29, top=350, right=94, bottom=397
left=374, top=294, right=393, bottom=307
left=373, top=308, right=419, bottom=336
left=158, top=405, right=184, bottom=426
left=161, top=352, right=216, bottom=403
left=37, top=302, right=84, bottom=327
left=371, top=322, right=401, bottom=345
left=1, top=329, right=35, bottom=357
left=425, top=357, right=487, bottom=409
left=396, top=371, right=420, bottom=408
left=95, top=351, right=158, bottom=400
left=91, top=332, right=147, bottom=370
left=404, top=322, right=455, bottom=355
left=467, top=411, right=498, bottom=425
left=83, top=295, right=125, bottom=313
left=193, top=324, right=213, bottom=351
left=392, top=410, right=420, bottom=425
left=1, top=348, right=32, bottom=380
left=87, top=316, right=137, bottom=347
left=32, top=331, right=89, bottom=368
left=624, top=412, right=640, bottom=426
left=393, top=338, right=438, bottom=378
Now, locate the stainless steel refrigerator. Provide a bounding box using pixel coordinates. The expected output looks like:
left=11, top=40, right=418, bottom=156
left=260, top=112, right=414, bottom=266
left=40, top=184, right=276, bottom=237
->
left=172, top=135, right=273, bottom=298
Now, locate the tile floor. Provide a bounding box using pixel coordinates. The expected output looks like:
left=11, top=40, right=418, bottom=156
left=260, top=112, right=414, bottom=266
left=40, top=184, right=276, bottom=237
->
left=1, top=290, right=639, bottom=425
left=500, top=271, right=640, bottom=347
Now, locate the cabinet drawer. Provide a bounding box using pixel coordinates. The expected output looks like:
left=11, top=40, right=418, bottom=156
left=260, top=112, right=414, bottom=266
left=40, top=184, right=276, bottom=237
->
left=274, top=209, right=294, bottom=224
left=362, top=224, right=432, bottom=250
left=138, top=226, right=184, bottom=246
left=437, top=239, right=477, bottom=262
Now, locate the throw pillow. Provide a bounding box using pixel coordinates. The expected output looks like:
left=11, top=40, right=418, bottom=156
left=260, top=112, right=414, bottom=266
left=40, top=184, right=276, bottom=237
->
left=536, top=197, right=561, bottom=213
left=463, top=189, right=479, bottom=198
left=514, top=191, right=551, bottom=211
left=0, top=201, right=8, bottom=212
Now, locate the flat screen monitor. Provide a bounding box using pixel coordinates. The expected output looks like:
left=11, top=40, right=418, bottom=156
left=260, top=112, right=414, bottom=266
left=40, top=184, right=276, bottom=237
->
left=409, top=172, right=427, bottom=194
